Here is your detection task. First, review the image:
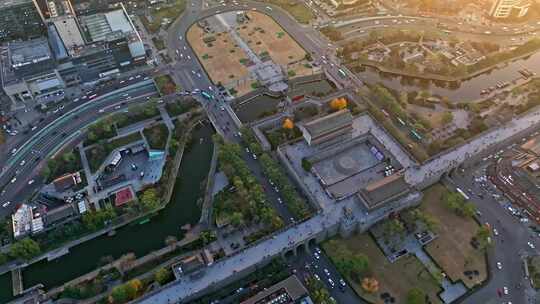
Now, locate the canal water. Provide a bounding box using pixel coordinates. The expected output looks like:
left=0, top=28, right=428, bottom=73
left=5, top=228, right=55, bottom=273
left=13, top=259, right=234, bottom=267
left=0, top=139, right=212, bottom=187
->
left=357, top=50, right=540, bottom=102
left=13, top=125, right=214, bottom=296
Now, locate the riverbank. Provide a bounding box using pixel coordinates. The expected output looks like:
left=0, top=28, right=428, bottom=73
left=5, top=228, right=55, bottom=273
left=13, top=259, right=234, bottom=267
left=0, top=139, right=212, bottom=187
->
left=0, top=124, right=214, bottom=303
left=349, top=47, right=540, bottom=83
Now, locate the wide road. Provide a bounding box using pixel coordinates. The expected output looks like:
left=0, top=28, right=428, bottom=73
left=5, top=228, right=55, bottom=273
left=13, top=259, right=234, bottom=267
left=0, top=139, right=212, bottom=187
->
left=445, top=126, right=540, bottom=304
left=0, top=79, right=159, bottom=218
left=164, top=0, right=306, bottom=224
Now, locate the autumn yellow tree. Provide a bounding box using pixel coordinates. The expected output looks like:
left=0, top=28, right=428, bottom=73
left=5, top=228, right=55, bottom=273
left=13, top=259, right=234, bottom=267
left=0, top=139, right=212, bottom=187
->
left=283, top=118, right=294, bottom=129
left=361, top=277, right=379, bottom=293
left=330, top=97, right=347, bottom=110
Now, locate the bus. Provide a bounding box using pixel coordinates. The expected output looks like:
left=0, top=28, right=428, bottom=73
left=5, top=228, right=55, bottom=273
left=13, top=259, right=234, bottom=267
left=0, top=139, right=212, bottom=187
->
left=201, top=91, right=214, bottom=100
left=456, top=187, right=470, bottom=200
left=410, top=129, right=422, bottom=141
left=337, top=69, right=347, bottom=78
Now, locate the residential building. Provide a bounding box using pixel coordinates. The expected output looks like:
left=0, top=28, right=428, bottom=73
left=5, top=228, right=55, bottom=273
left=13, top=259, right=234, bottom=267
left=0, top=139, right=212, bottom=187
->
left=489, top=0, right=531, bottom=18
left=0, top=0, right=46, bottom=42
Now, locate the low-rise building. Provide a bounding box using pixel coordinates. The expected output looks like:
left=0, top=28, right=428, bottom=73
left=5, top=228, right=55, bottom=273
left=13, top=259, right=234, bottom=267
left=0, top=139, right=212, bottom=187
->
left=1, top=37, right=65, bottom=108
left=240, top=275, right=311, bottom=304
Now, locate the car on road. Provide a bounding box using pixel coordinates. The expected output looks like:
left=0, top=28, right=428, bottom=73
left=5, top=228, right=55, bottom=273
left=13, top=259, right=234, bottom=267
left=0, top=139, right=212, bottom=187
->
left=503, top=286, right=509, bottom=295
left=2, top=201, right=11, bottom=208
left=274, top=186, right=279, bottom=193
left=528, top=241, right=535, bottom=249
left=27, top=179, right=34, bottom=185
left=10, top=177, right=17, bottom=184
left=496, top=262, right=502, bottom=270
left=339, top=278, right=346, bottom=289
left=277, top=197, right=283, bottom=204
left=11, top=148, right=17, bottom=155
left=313, top=252, right=320, bottom=260
left=323, top=268, right=330, bottom=276
left=245, top=147, right=250, bottom=153
left=493, top=228, right=498, bottom=236
left=327, top=278, right=335, bottom=288
left=252, top=153, right=257, bottom=160
left=314, top=274, right=321, bottom=281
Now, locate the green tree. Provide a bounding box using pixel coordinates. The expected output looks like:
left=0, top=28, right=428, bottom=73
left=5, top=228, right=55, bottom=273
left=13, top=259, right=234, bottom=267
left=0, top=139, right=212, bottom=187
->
left=462, top=202, right=477, bottom=217
left=110, top=285, right=129, bottom=303
left=441, top=111, right=454, bottom=125
left=155, top=267, right=172, bottom=285
left=10, top=238, right=41, bottom=260
left=406, top=288, right=426, bottom=304
left=301, top=158, right=312, bottom=171
left=140, top=188, right=160, bottom=211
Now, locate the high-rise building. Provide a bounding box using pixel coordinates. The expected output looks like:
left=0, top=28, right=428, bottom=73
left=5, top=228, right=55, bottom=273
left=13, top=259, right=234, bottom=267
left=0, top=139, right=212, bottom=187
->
left=0, top=0, right=46, bottom=42
left=489, top=0, right=531, bottom=18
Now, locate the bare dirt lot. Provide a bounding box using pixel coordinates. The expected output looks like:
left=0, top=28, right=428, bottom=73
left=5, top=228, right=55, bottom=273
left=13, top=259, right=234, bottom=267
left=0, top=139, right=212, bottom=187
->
left=237, top=12, right=312, bottom=77
left=423, top=184, right=488, bottom=289
left=187, top=25, right=250, bottom=90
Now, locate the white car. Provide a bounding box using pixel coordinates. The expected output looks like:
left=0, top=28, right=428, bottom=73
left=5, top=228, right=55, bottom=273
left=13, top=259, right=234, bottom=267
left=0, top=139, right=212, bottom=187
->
left=528, top=241, right=535, bottom=249
left=503, top=286, right=509, bottom=295
left=2, top=201, right=11, bottom=208
left=10, top=177, right=16, bottom=184
left=20, top=160, right=25, bottom=166
left=27, top=179, right=34, bottom=185
left=496, top=262, right=502, bottom=270
left=493, top=228, right=498, bottom=236
left=277, top=198, right=283, bottom=204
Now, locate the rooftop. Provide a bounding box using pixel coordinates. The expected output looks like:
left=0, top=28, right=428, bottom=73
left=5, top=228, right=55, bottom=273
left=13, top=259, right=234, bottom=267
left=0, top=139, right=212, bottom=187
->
left=240, top=275, right=308, bottom=304
left=0, top=0, right=34, bottom=8
left=358, top=172, right=411, bottom=209
left=303, top=109, right=353, bottom=139
left=8, top=38, right=52, bottom=68
left=522, top=137, right=540, bottom=156
left=53, top=16, right=85, bottom=52
left=80, top=8, right=136, bottom=43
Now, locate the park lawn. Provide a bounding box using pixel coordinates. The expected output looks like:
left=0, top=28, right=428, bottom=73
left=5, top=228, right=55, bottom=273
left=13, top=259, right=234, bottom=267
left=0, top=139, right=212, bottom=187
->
left=165, top=99, right=198, bottom=117
left=115, top=103, right=160, bottom=129
left=143, top=123, right=169, bottom=150
left=154, top=74, right=177, bottom=96
left=266, top=0, right=314, bottom=24
left=152, top=37, right=166, bottom=50
left=406, top=104, right=446, bottom=130
left=142, top=0, right=186, bottom=33
left=86, top=132, right=143, bottom=173
left=323, top=234, right=442, bottom=304
left=422, top=184, right=488, bottom=289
